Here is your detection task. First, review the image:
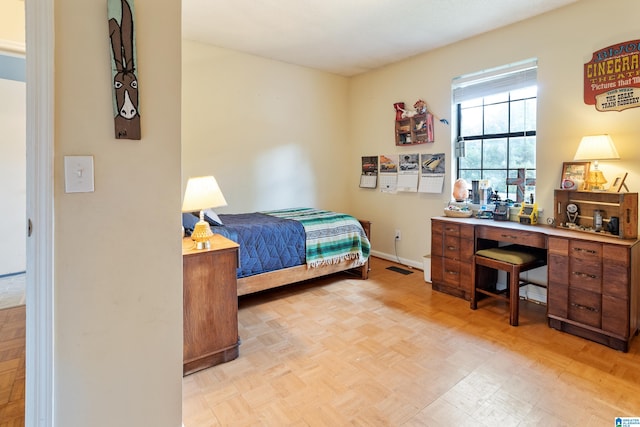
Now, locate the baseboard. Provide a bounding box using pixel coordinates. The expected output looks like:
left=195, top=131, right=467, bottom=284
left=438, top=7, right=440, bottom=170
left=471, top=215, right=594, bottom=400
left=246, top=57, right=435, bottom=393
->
left=370, top=250, right=423, bottom=270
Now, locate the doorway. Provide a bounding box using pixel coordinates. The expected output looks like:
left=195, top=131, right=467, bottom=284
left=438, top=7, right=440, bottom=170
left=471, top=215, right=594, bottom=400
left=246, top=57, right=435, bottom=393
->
left=0, top=53, right=26, bottom=310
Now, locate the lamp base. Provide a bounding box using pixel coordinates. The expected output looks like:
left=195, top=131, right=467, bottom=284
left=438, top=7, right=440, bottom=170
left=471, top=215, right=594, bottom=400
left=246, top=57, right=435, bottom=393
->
left=190, top=213, right=214, bottom=250
left=195, top=239, right=211, bottom=250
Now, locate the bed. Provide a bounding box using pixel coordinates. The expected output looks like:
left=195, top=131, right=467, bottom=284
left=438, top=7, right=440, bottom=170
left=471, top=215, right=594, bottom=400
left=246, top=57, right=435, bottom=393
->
left=183, top=208, right=371, bottom=296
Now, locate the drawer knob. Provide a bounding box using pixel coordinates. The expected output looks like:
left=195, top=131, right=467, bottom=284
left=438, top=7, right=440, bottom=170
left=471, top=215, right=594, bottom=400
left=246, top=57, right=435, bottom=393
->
left=573, top=248, right=597, bottom=254
left=447, top=246, right=457, bottom=251
left=500, top=234, right=518, bottom=240
left=571, top=302, right=599, bottom=313
left=445, top=270, right=459, bottom=276
left=572, top=271, right=598, bottom=279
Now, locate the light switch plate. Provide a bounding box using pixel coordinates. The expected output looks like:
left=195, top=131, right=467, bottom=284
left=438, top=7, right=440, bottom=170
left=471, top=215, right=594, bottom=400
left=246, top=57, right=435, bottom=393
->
left=64, top=156, right=95, bottom=193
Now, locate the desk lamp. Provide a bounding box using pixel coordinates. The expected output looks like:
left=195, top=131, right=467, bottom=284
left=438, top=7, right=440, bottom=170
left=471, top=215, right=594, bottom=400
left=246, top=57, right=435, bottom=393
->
left=181, top=176, right=228, bottom=249
left=573, top=134, right=620, bottom=191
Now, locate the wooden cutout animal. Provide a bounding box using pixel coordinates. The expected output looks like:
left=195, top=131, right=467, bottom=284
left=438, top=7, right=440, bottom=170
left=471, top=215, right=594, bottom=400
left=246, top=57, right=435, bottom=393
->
left=109, top=0, right=141, bottom=140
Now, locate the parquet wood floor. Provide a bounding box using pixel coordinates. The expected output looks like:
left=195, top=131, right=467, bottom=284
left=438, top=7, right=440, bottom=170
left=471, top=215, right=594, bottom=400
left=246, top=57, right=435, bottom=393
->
left=0, top=305, right=25, bottom=427
left=183, top=257, right=640, bottom=426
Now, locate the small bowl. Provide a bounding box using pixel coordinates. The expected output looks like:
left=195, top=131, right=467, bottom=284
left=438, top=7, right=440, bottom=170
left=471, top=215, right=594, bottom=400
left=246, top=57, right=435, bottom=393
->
left=443, top=209, right=473, bottom=218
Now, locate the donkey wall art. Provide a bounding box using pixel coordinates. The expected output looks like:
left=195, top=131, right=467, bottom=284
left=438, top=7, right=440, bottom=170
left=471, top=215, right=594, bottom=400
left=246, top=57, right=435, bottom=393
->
left=108, top=0, right=141, bottom=140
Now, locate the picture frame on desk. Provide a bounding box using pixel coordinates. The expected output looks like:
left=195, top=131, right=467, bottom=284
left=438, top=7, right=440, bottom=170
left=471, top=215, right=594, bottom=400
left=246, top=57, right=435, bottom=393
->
left=608, top=172, right=628, bottom=192
left=560, top=161, right=590, bottom=190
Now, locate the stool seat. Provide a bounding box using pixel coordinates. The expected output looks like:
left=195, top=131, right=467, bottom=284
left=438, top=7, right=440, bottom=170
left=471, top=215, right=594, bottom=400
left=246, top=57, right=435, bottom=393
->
left=471, top=245, right=546, bottom=326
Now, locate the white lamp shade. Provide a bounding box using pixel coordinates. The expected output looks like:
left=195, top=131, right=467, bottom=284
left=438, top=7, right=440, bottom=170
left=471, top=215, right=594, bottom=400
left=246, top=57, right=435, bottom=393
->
left=573, top=135, right=620, bottom=161
left=181, top=176, right=228, bottom=212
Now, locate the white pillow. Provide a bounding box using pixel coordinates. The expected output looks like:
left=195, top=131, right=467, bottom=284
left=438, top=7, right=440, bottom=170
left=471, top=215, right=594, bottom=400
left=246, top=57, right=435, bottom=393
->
left=203, top=209, right=223, bottom=226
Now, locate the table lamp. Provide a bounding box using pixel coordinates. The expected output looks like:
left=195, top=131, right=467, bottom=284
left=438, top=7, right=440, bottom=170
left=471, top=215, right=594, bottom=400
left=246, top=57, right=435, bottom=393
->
left=573, top=134, right=620, bottom=191
left=181, top=176, right=228, bottom=249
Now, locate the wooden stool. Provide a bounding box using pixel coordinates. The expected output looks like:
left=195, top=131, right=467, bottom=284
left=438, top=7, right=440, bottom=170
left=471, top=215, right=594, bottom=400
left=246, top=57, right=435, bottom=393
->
left=470, top=245, right=546, bottom=326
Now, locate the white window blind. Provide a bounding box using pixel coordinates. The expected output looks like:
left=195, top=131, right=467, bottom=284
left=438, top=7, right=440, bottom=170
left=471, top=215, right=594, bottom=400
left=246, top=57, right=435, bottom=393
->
left=452, top=58, right=537, bottom=104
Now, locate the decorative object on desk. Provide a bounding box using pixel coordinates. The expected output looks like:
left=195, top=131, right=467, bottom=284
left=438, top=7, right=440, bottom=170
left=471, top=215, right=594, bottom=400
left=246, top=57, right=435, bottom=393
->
left=108, top=0, right=141, bottom=140
left=593, top=209, right=603, bottom=231
left=566, top=203, right=579, bottom=225
left=444, top=204, right=472, bottom=218
left=506, top=168, right=535, bottom=202
left=493, top=202, right=510, bottom=221
left=452, top=178, right=468, bottom=202
left=518, top=203, right=538, bottom=224
left=586, top=169, right=607, bottom=191
left=607, top=216, right=620, bottom=235
left=573, top=134, right=620, bottom=190
left=478, top=179, right=492, bottom=205
left=607, top=172, right=629, bottom=192
left=560, top=161, right=590, bottom=190
left=476, top=209, right=494, bottom=219
left=554, top=189, right=637, bottom=239
left=471, top=180, right=480, bottom=204
left=181, top=175, right=228, bottom=250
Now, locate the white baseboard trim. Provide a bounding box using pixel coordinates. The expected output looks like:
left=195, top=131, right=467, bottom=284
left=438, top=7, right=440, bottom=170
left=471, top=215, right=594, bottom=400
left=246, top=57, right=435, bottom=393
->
left=370, top=250, right=424, bottom=271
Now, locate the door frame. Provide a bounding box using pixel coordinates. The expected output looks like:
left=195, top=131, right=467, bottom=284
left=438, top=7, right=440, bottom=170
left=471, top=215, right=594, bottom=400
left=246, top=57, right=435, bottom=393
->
left=25, top=0, right=54, bottom=425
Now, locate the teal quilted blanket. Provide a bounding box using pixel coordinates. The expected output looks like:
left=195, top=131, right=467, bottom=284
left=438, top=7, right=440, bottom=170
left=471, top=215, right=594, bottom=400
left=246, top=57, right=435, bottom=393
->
left=262, top=208, right=371, bottom=268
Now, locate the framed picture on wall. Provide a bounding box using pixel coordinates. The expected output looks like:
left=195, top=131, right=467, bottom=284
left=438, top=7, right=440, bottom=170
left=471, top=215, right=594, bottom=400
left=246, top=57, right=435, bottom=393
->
left=560, top=162, right=590, bottom=190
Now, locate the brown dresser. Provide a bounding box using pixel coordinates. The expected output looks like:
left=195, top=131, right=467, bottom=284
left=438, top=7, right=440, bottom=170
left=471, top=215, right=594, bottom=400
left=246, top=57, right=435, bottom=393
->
left=183, top=235, right=240, bottom=375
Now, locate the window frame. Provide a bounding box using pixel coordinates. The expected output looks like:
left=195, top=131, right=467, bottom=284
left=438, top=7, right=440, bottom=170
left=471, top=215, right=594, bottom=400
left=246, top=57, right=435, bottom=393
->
left=453, top=61, right=538, bottom=203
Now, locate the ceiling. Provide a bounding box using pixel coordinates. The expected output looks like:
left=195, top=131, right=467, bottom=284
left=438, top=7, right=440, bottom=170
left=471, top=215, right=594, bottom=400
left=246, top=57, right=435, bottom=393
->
left=182, top=0, right=578, bottom=77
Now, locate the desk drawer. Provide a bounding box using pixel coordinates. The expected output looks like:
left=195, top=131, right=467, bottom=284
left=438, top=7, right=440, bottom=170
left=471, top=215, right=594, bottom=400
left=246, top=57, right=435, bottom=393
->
left=444, top=235, right=462, bottom=259
left=568, top=288, right=601, bottom=328
left=443, top=258, right=471, bottom=289
left=570, top=241, right=602, bottom=261
left=440, top=222, right=475, bottom=240
left=476, top=226, right=546, bottom=248
left=569, top=257, right=602, bottom=293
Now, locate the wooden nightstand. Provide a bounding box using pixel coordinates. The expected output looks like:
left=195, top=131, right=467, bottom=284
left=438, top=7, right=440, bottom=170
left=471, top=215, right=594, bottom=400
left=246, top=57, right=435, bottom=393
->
left=182, top=234, right=240, bottom=375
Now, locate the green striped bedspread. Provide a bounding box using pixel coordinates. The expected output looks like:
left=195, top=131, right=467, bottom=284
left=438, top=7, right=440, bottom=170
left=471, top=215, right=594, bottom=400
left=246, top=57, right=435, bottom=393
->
left=261, top=208, right=371, bottom=268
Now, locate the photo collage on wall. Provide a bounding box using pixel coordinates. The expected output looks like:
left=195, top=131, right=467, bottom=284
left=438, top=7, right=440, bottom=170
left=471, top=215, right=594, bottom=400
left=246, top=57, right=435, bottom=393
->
left=361, top=154, right=445, bottom=193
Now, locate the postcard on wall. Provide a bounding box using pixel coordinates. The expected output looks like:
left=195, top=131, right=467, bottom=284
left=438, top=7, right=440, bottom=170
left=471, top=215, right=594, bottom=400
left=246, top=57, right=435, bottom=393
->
left=397, top=154, right=419, bottom=192
left=359, top=155, right=378, bottom=188
left=418, top=153, right=445, bottom=193
left=379, top=154, right=398, bottom=193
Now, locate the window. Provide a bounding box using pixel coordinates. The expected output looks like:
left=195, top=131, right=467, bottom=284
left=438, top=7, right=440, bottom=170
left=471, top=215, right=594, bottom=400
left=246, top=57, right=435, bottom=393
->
left=453, top=59, right=537, bottom=203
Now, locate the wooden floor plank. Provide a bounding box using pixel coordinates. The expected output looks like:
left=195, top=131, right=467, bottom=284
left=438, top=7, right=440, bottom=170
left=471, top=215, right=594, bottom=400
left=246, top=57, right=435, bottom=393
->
left=3, top=257, right=640, bottom=426
left=183, top=257, right=640, bottom=426
left=0, top=305, right=25, bottom=427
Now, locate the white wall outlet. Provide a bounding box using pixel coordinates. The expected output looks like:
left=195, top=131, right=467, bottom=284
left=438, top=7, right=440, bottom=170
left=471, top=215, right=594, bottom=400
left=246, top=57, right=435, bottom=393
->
left=395, top=229, right=401, bottom=240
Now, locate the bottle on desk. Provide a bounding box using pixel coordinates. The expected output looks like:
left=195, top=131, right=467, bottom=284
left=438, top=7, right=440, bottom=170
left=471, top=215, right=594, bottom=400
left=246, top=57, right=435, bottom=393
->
left=593, top=209, right=603, bottom=231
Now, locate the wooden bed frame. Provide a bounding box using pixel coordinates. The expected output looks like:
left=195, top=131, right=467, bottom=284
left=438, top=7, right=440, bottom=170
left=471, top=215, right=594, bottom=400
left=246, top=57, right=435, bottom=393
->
left=237, top=220, right=371, bottom=296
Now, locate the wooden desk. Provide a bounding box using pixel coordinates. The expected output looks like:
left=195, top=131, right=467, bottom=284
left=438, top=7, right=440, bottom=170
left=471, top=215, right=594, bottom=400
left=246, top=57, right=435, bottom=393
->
left=431, top=216, right=640, bottom=351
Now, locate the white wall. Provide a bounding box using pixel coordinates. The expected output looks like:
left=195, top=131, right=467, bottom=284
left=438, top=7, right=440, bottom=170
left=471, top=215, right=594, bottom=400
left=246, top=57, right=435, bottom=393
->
left=0, top=0, right=25, bottom=50
left=348, top=0, right=640, bottom=266
left=0, top=74, right=26, bottom=275
left=0, top=0, right=26, bottom=277
left=53, top=0, right=183, bottom=425
left=181, top=0, right=640, bottom=269
left=182, top=40, right=351, bottom=214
